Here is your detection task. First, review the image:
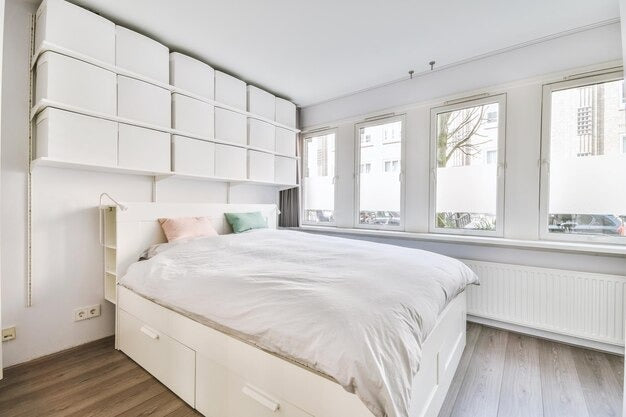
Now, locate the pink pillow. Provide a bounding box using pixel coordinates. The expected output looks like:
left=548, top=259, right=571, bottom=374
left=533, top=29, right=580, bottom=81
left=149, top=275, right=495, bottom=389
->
left=158, top=216, right=219, bottom=242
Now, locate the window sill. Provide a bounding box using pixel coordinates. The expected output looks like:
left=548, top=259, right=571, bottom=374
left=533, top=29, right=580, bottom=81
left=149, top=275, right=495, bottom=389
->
left=294, top=226, right=626, bottom=257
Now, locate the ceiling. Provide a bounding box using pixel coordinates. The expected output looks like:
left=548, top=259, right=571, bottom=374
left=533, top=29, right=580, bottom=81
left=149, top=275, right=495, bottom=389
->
left=73, top=0, right=620, bottom=107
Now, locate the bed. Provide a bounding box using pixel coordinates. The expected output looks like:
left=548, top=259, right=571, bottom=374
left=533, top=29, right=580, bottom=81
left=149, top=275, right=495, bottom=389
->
left=107, top=203, right=477, bottom=417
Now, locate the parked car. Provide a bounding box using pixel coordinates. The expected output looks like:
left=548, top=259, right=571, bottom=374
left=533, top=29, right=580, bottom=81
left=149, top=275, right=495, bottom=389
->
left=548, top=214, right=625, bottom=236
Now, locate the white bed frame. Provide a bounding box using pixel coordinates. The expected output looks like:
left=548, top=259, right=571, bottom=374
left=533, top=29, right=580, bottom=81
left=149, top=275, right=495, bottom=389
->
left=110, top=203, right=467, bottom=417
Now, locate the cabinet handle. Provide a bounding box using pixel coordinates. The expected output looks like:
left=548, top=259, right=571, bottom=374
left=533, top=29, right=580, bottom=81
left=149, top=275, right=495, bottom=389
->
left=242, top=384, right=280, bottom=412
left=140, top=326, right=159, bottom=340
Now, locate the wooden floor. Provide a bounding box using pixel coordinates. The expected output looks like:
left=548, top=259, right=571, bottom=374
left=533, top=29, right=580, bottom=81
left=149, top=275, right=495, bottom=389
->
left=0, top=324, right=621, bottom=417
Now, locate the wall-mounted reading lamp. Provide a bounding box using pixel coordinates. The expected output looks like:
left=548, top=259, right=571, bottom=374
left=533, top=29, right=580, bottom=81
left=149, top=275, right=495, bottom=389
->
left=99, top=192, right=128, bottom=211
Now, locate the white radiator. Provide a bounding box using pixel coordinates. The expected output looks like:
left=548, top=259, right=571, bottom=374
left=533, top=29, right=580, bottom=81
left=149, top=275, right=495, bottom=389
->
left=463, top=260, right=626, bottom=347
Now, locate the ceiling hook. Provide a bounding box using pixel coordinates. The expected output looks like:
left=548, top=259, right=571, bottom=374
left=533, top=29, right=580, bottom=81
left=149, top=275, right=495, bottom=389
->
left=429, top=60, right=436, bottom=71
left=408, top=70, right=414, bottom=79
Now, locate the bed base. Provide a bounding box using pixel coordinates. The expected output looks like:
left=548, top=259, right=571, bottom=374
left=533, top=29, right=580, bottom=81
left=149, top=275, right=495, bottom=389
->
left=116, top=286, right=466, bottom=417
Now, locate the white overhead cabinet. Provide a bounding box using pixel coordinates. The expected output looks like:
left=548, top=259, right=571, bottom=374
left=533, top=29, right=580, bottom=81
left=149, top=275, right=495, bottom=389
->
left=35, top=108, right=117, bottom=166
left=35, top=52, right=116, bottom=115
left=118, top=124, right=170, bottom=172
left=275, top=156, right=297, bottom=185
left=275, top=97, right=297, bottom=128
left=215, top=144, right=247, bottom=180
left=35, top=0, right=115, bottom=64
left=115, top=26, right=169, bottom=83
left=172, top=93, right=214, bottom=138
left=275, top=127, right=296, bottom=156
left=248, top=151, right=275, bottom=182
left=117, top=76, right=171, bottom=128
left=215, top=71, right=246, bottom=111
left=214, top=108, right=246, bottom=145
left=248, top=118, right=275, bottom=151
left=172, top=136, right=215, bottom=176
left=247, top=86, right=275, bottom=120
left=170, top=53, right=214, bottom=99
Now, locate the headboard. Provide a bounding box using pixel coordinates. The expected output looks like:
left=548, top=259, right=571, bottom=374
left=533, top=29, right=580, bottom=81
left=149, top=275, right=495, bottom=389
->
left=103, top=203, right=278, bottom=288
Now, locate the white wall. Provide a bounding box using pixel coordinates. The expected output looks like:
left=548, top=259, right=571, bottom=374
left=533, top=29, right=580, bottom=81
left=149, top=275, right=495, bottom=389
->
left=299, top=21, right=626, bottom=274
left=0, top=0, right=277, bottom=367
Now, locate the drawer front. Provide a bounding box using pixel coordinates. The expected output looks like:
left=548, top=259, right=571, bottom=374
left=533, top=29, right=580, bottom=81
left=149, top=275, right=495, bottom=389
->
left=215, top=144, right=247, bottom=180
left=35, top=108, right=117, bottom=166
left=118, top=309, right=195, bottom=406
left=215, top=108, right=247, bottom=145
left=248, top=118, right=275, bottom=151
left=118, top=124, right=170, bottom=172
left=172, top=94, right=214, bottom=138
left=117, top=76, right=171, bottom=128
left=196, top=354, right=313, bottom=417
left=275, top=128, right=296, bottom=156
left=172, top=135, right=215, bottom=176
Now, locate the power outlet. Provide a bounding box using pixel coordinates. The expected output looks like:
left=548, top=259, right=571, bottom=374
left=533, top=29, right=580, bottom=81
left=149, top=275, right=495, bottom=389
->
left=2, top=326, right=16, bottom=342
left=74, top=304, right=101, bottom=322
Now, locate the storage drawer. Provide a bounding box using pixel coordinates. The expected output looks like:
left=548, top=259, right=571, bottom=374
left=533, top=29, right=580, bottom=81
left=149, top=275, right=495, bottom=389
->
left=215, top=108, right=247, bottom=145
left=275, top=156, right=296, bottom=185
left=117, top=76, right=171, bottom=128
left=248, top=118, right=275, bottom=151
left=275, top=128, right=296, bottom=156
left=118, top=309, right=195, bottom=406
left=118, top=124, right=170, bottom=172
left=275, top=98, right=297, bottom=128
left=35, top=52, right=116, bottom=115
left=170, top=52, right=214, bottom=99
left=172, top=135, right=215, bottom=176
left=215, top=144, right=246, bottom=179
left=215, top=71, right=246, bottom=110
left=172, top=94, right=214, bottom=138
left=35, top=0, right=115, bottom=64
left=247, top=86, right=275, bottom=120
left=196, top=354, right=313, bottom=417
left=35, top=108, right=117, bottom=165
left=248, top=151, right=275, bottom=182
left=115, top=26, right=169, bottom=83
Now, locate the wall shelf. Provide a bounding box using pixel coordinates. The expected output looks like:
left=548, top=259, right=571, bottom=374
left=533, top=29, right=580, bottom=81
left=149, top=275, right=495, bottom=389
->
left=31, top=157, right=299, bottom=190
left=32, top=42, right=300, bottom=133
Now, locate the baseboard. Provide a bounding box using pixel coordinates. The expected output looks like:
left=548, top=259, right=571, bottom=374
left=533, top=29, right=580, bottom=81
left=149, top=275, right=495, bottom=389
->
left=468, top=315, right=624, bottom=355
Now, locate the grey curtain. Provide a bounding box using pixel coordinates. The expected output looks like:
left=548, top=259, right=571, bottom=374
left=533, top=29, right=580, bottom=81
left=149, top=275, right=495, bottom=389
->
left=279, top=131, right=302, bottom=227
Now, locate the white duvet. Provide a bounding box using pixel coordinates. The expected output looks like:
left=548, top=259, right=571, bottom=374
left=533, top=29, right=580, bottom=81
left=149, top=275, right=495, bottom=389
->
left=120, top=229, right=478, bottom=417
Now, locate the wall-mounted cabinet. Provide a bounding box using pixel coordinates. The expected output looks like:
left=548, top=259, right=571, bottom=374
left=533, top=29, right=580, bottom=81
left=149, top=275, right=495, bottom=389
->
left=35, top=108, right=117, bottom=166
left=172, top=93, right=214, bottom=138
left=215, top=71, right=246, bottom=111
left=215, top=144, right=247, bottom=180
left=118, top=124, right=170, bottom=172
left=115, top=26, right=169, bottom=83
left=35, top=0, right=116, bottom=63
left=170, top=53, right=214, bottom=99
left=248, top=118, right=275, bottom=151
left=247, top=86, right=275, bottom=120
left=215, top=108, right=247, bottom=145
left=117, top=76, right=171, bottom=128
left=35, top=52, right=116, bottom=115
left=172, top=135, right=215, bottom=176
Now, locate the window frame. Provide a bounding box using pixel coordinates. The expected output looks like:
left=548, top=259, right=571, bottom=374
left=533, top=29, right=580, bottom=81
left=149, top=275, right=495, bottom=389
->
left=539, top=70, right=625, bottom=244
left=429, top=94, right=507, bottom=237
left=300, top=128, right=338, bottom=227
left=353, top=114, right=406, bottom=231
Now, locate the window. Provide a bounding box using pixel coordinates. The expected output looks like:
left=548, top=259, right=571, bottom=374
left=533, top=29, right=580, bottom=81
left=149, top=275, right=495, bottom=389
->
left=540, top=72, right=626, bottom=242
left=430, top=94, right=506, bottom=236
left=302, top=131, right=336, bottom=225
left=355, top=116, right=404, bottom=229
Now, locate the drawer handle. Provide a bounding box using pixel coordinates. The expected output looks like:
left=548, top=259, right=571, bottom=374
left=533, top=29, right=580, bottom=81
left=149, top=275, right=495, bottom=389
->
left=242, top=384, right=280, bottom=412
left=140, top=326, right=160, bottom=340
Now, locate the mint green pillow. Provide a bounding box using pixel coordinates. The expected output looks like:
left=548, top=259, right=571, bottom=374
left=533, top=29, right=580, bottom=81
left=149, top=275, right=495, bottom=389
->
left=224, top=212, right=267, bottom=233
